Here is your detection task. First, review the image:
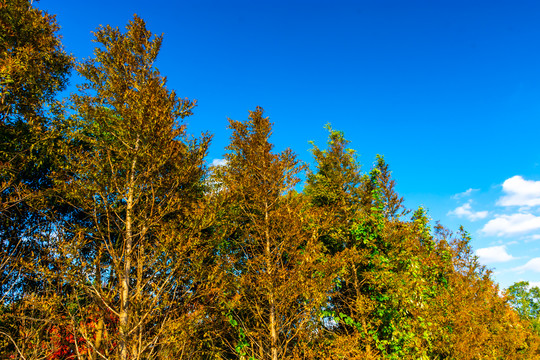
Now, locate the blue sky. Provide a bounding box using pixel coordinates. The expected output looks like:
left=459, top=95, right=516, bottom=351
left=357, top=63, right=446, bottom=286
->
left=38, top=0, right=540, bottom=289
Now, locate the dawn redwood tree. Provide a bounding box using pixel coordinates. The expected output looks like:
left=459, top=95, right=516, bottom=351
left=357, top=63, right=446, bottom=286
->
left=49, top=16, right=210, bottom=359
left=426, top=228, right=540, bottom=359
left=213, top=107, right=334, bottom=360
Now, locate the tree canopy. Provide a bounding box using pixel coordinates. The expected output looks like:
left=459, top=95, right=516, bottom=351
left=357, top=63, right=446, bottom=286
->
left=0, top=3, right=538, bottom=359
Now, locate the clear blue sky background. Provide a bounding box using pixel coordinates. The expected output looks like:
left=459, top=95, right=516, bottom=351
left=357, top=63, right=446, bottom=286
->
left=39, top=0, right=540, bottom=290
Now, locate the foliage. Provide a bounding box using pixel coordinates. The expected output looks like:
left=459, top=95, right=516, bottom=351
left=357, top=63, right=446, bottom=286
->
left=9, top=15, right=210, bottom=360
left=1, top=6, right=539, bottom=360
left=0, top=0, right=72, bottom=123
left=508, top=281, right=540, bottom=334
left=0, top=0, right=73, bottom=297
left=211, top=107, right=336, bottom=360
left=0, top=1, right=73, bottom=356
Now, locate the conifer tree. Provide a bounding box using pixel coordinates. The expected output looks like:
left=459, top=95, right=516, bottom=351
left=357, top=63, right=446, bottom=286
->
left=372, top=155, right=405, bottom=219
left=304, top=126, right=375, bottom=356
left=304, top=124, right=363, bottom=254
left=213, top=107, right=333, bottom=360
left=424, top=228, right=540, bottom=358
left=44, top=16, right=210, bottom=359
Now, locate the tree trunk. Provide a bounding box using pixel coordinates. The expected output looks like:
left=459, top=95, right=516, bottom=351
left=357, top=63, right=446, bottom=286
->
left=120, top=137, right=139, bottom=360
left=265, top=201, right=278, bottom=360
left=119, top=192, right=132, bottom=360
left=92, top=317, right=105, bottom=360
left=132, top=228, right=146, bottom=357
left=92, top=247, right=104, bottom=360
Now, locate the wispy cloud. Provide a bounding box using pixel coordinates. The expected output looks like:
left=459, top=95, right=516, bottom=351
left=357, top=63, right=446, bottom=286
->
left=513, top=257, right=540, bottom=273
left=447, top=201, right=488, bottom=221
left=476, top=245, right=515, bottom=264
left=498, top=176, right=540, bottom=207
left=482, top=213, right=540, bottom=236
left=211, top=158, right=228, bottom=167
left=452, top=188, right=479, bottom=199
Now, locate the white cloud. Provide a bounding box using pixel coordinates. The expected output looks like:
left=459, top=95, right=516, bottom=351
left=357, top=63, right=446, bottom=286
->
left=498, top=176, right=540, bottom=207
left=211, top=158, right=228, bottom=167
left=514, top=257, right=540, bottom=273
left=528, top=281, right=540, bottom=289
left=523, top=234, right=540, bottom=243
left=476, top=245, right=515, bottom=264
left=452, top=188, right=479, bottom=199
left=482, top=213, right=540, bottom=236
left=447, top=202, right=488, bottom=221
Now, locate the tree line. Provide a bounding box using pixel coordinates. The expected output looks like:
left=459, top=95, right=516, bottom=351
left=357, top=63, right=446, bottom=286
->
left=1, top=1, right=540, bottom=359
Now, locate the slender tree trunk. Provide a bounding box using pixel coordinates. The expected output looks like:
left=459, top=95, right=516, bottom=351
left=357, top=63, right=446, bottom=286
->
left=120, top=138, right=139, bottom=360
left=269, top=297, right=277, bottom=360
left=92, top=317, right=105, bottom=360
left=132, top=228, right=145, bottom=358
left=265, top=201, right=278, bottom=360
left=92, top=247, right=104, bottom=360
left=120, top=188, right=132, bottom=360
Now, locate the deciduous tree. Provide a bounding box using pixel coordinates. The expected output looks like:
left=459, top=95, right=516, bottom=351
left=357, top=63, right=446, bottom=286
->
left=508, top=281, right=540, bottom=334
left=0, top=1, right=72, bottom=356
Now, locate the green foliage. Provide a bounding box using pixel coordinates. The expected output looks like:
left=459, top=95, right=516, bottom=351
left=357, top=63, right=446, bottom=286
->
left=1, top=7, right=540, bottom=360
left=508, top=281, right=540, bottom=334
left=305, top=124, right=364, bottom=255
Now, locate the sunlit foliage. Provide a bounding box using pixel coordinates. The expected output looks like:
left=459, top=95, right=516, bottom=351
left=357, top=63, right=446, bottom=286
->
left=1, top=3, right=539, bottom=359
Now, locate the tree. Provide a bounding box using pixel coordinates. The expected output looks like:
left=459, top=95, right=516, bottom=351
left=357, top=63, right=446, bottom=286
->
left=508, top=281, right=540, bottom=334
left=0, top=0, right=73, bottom=297
left=0, top=0, right=72, bottom=122
left=372, top=155, right=405, bottom=219
left=42, top=15, right=210, bottom=360
left=426, top=229, right=540, bottom=359
left=212, top=107, right=334, bottom=360
left=304, top=124, right=363, bottom=254
left=304, top=127, right=381, bottom=357
left=0, top=1, right=72, bottom=356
